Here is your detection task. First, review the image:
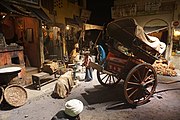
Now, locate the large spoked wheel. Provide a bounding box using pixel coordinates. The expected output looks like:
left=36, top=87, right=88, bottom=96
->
left=124, top=63, right=157, bottom=105
left=97, top=71, right=121, bottom=87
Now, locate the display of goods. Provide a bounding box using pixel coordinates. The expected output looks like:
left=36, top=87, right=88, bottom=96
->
left=153, top=59, right=177, bottom=77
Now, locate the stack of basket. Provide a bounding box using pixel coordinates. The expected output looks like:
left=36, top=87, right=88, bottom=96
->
left=152, top=58, right=177, bottom=77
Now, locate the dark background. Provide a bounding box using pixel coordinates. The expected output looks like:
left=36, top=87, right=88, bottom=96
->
left=86, top=0, right=114, bottom=25
left=84, top=0, right=115, bottom=54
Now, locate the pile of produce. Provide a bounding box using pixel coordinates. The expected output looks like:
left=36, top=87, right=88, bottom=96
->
left=152, top=58, right=177, bottom=77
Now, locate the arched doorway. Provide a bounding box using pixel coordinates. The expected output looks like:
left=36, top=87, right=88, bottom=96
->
left=144, top=19, right=169, bottom=46
left=143, top=19, right=169, bottom=57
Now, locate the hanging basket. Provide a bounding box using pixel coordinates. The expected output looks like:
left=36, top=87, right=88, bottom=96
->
left=0, top=86, right=4, bottom=104
left=4, top=85, right=28, bottom=107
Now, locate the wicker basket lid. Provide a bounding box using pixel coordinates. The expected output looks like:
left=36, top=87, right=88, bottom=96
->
left=0, top=86, right=4, bottom=104
left=4, top=85, right=28, bottom=107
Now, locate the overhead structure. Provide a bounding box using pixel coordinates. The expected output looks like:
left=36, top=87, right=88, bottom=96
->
left=84, top=23, right=103, bottom=31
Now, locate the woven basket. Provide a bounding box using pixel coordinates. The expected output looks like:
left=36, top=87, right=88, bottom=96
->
left=0, top=86, right=4, bottom=104
left=4, top=85, right=28, bottom=107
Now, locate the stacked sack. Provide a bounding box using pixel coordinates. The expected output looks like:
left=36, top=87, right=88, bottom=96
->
left=152, top=58, right=177, bottom=77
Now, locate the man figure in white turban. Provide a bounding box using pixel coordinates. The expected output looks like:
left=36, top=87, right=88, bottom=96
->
left=51, top=99, right=84, bottom=120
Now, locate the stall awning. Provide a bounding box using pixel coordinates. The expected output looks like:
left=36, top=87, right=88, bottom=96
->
left=29, top=7, right=52, bottom=23
left=84, top=24, right=104, bottom=30
left=0, top=1, right=31, bottom=16
left=65, top=18, right=80, bottom=27
left=0, top=1, right=52, bottom=23
left=51, top=23, right=65, bottom=29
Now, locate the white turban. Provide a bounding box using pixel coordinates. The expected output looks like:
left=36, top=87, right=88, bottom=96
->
left=64, top=99, right=83, bottom=117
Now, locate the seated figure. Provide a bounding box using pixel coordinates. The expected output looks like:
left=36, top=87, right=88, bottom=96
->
left=135, top=25, right=166, bottom=54
left=70, top=43, right=80, bottom=63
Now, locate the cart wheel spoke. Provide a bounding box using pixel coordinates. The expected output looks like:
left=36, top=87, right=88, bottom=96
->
left=105, top=76, right=110, bottom=84
left=109, top=76, right=112, bottom=84
left=128, top=88, right=139, bottom=98
left=126, top=87, right=136, bottom=91
left=112, top=76, right=115, bottom=83
left=127, top=81, right=141, bottom=86
left=132, top=74, right=140, bottom=82
left=126, top=86, right=137, bottom=91
left=101, top=74, right=108, bottom=81
left=143, top=68, right=150, bottom=80
left=136, top=70, right=142, bottom=81
left=143, top=74, right=152, bottom=82
left=144, top=78, right=156, bottom=86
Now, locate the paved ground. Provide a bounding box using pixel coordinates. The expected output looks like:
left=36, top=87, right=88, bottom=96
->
left=0, top=70, right=180, bottom=120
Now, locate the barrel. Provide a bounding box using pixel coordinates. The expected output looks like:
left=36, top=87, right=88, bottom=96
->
left=0, top=86, right=4, bottom=104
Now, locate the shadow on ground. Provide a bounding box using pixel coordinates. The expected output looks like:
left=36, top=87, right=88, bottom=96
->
left=81, top=83, right=138, bottom=110
left=81, top=84, right=124, bottom=104
left=81, top=75, right=180, bottom=110
left=0, top=100, right=15, bottom=111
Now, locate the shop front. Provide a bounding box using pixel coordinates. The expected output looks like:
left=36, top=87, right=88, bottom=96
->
left=42, top=23, right=65, bottom=60
left=0, top=1, right=52, bottom=85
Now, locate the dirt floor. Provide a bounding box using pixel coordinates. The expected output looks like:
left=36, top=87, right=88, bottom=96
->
left=0, top=70, right=180, bottom=120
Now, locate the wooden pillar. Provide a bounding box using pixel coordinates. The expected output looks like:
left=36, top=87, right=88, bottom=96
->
left=39, top=20, right=44, bottom=68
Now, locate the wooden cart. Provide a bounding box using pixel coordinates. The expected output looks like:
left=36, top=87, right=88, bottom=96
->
left=90, top=18, right=162, bottom=105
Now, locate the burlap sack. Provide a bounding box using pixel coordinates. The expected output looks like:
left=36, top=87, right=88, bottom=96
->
left=53, top=71, right=74, bottom=98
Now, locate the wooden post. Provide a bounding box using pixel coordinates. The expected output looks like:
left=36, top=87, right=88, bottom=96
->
left=39, top=20, right=44, bottom=68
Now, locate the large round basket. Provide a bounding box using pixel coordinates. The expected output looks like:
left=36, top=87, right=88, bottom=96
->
left=0, top=86, right=4, bottom=104
left=4, top=85, right=28, bottom=107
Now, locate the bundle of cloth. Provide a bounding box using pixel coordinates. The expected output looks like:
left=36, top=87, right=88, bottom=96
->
left=52, top=70, right=74, bottom=98
left=135, top=25, right=166, bottom=54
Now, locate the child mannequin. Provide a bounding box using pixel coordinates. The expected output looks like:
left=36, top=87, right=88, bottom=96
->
left=82, top=51, right=93, bottom=82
